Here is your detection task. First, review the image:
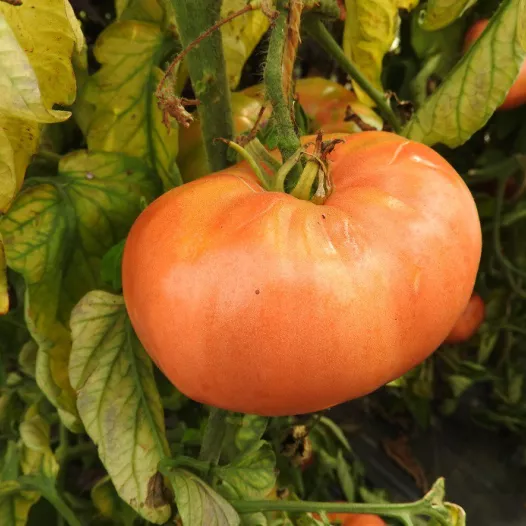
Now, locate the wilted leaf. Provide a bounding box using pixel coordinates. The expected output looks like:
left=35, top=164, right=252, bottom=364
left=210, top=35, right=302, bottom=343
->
left=404, top=0, right=526, bottom=147
left=167, top=469, right=240, bottom=526
left=19, top=408, right=59, bottom=479
left=420, top=0, right=478, bottom=31
left=18, top=340, right=37, bottom=378
left=69, top=291, right=170, bottom=524
left=0, top=0, right=77, bottom=121
left=0, top=152, right=158, bottom=430
left=217, top=442, right=276, bottom=499
left=0, top=114, right=40, bottom=213
left=84, top=20, right=180, bottom=190
left=0, top=237, right=7, bottom=315
left=221, top=0, right=270, bottom=89
left=91, top=476, right=138, bottom=526
left=343, top=0, right=419, bottom=105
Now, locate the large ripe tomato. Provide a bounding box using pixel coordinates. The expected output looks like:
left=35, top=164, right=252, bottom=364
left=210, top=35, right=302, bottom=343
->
left=177, top=78, right=382, bottom=182
left=444, top=293, right=485, bottom=344
left=122, top=131, right=481, bottom=416
left=463, top=19, right=526, bottom=110
left=313, top=511, right=385, bottom=525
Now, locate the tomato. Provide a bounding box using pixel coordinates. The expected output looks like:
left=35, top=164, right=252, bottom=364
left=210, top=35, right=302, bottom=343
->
left=122, top=131, right=481, bottom=416
left=177, top=78, right=382, bottom=182
left=444, top=293, right=485, bottom=344
left=463, top=19, right=526, bottom=110
left=313, top=511, right=385, bottom=525
left=243, top=77, right=382, bottom=134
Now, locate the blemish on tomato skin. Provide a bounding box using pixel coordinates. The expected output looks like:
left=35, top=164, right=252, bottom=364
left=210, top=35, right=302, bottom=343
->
left=255, top=289, right=260, bottom=295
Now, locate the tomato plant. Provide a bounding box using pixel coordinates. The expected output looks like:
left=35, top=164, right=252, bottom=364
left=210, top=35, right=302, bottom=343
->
left=0, top=0, right=525, bottom=525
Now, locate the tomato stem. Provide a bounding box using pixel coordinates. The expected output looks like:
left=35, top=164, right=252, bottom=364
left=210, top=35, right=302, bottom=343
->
left=170, top=0, right=235, bottom=172
left=264, top=0, right=303, bottom=177
left=304, top=16, right=402, bottom=134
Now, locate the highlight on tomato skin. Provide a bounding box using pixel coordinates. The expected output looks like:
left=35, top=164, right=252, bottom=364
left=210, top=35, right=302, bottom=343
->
left=444, top=293, right=485, bottom=344
left=312, top=510, right=386, bottom=525
left=463, top=19, right=526, bottom=110
left=122, top=131, right=482, bottom=417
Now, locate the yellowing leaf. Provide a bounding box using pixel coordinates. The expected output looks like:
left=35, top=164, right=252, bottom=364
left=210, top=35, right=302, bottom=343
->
left=119, top=0, right=166, bottom=24
left=168, top=469, right=240, bottom=526
left=70, top=291, right=170, bottom=524
left=403, top=0, right=526, bottom=147
left=0, top=16, right=69, bottom=123
left=0, top=114, right=40, bottom=213
left=221, top=0, right=270, bottom=89
left=0, top=152, right=159, bottom=431
left=0, top=0, right=78, bottom=120
left=91, top=476, right=138, bottom=525
left=420, top=0, right=478, bottom=31
left=83, top=20, right=180, bottom=190
left=0, top=236, right=7, bottom=315
left=343, top=0, right=419, bottom=106
left=0, top=481, right=39, bottom=526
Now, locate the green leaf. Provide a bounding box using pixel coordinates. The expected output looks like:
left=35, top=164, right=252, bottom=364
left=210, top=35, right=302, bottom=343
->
left=0, top=237, right=7, bottom=315
left=69, top=291, right=171, bottom=524
left=403, top=0, right=526, bottom=147
left=216, top=442, right=276, bottom=499
left=84, top=19, right=180, bottom=190
left=221, top=0, right=270, bottom=89
left=343, top=0, right=419, bottom=105
left=167, top=469, right=240, bottom=526
left=447, top=375, right=473, bottom=398
left=91, top=476, right=138, bottom=526
left=18, top=341, right=37, bottom=378
left=100, top=240, right=126, bottom=291
left=335, top=450, right=355, bottom=502
left=0, top=151, right=158, bottom=431
left=478, top=328, right=498, bottom=363
left=0, top=0, right=78, bottom=122
left=234, top=415, right=268, bottom=454
left=420, top=0, right=478, bottom=31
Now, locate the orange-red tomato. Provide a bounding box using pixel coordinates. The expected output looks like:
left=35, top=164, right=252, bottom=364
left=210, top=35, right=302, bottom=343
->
left=178, top=78, right=382, bottom=182
left=444, top=293, right=485, bottom=344
left=122, top=131, right=481, bottom=416
left=463, top=19, right=526, bottom=110
left=313, top=511, right=386, bottom=525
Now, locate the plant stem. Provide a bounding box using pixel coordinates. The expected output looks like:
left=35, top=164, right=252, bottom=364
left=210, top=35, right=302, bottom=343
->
left=229, top=497, right=447, bottom=525
left=171, top=0, right=234, bottom=173
left=304, top=16, right=402, bottom=133
left=264, top=0, right=303, bottom=171
left=465, top=155, right=526, bottom=184
left=198, top=407, right=228, bottom=466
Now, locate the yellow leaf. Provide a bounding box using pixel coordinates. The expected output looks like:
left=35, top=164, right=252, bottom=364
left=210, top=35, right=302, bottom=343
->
left=0, top=114, right=40, bottom=213
left=0, top=481, right=39, bottom=526
left=221, top=0, right=270, bottom=89
left=0, top=0, right=78, bottom=119
left=0, top=151, right=159, bottom=431
left=70, top=291, right=170, bottom=524
left=83, top=20, right=180, bottom=190
left=0, top=235, right=7, bottom=315
left=343, top=0, right=419, bottom=106
left=118, top=0, right=166, bottom=24
left=0, top=15, right=69, bottom=123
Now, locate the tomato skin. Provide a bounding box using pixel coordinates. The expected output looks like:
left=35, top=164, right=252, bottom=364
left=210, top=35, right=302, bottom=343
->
left=123, top=131, right=481, bottom=416
left=177, top=78, right=382, bottom=182
left=444, top=293, right=485, bottom=344
left=463, top=19, right=526, bottom=110
left=313, top=511, right=385, bottom=525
